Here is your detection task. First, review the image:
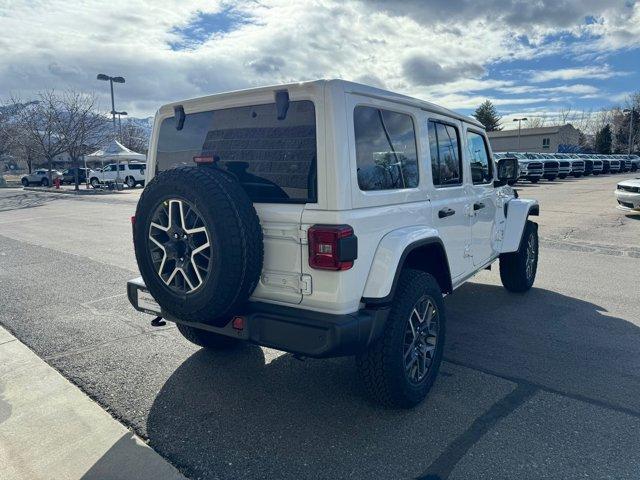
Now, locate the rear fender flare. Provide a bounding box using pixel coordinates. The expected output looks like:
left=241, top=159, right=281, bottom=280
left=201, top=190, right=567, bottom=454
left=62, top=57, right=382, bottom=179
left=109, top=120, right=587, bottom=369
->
left=362, top=226, right=451, bottom=304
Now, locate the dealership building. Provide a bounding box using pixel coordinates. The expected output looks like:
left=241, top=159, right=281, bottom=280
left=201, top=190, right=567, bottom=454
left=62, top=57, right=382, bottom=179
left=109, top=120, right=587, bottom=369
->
left=487, top=124, right=580, bottom=153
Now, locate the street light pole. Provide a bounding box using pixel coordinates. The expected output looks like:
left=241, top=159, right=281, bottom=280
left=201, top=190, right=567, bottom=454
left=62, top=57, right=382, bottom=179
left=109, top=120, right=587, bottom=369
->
left=97, top=74, right=125, bottom=189
left=513, top=117, right=528, bottom=151
left=623, top=108, right=635, bottom=157
left=113, top=111, right=128, bottom=142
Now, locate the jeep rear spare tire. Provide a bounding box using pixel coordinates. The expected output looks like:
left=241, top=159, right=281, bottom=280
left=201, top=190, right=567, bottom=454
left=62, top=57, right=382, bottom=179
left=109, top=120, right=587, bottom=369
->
left=133, top=166, right=263, bottom=326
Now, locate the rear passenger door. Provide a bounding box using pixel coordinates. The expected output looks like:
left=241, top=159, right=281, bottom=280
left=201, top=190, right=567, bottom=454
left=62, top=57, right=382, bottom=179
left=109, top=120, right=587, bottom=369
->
left=426, top=117, right=473, bottom=279
left=465, top=129, right=497, bottom=266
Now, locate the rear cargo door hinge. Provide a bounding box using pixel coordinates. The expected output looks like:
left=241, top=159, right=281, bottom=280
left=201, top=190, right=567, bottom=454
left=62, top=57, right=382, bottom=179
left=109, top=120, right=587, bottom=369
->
left=261, top=224, right=308, bottom=244
left=261, top=272, right=313, bottom=295
left=299, top=274, right=312, bottom=295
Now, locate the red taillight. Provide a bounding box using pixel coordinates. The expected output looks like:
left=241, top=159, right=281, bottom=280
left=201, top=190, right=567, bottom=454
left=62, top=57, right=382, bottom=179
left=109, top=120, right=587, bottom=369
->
left=308, top=225, right=357, bottom=271
left=193, top=155, right=214, bottom=164
left=130, top=215, right=136, bottom=226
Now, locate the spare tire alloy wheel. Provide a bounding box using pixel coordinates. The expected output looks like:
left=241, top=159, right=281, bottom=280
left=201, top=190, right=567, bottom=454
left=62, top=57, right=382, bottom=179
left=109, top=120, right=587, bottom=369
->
left=148, top=199, right=211, bottom=294
left=404, top=295, right=439, bottom=384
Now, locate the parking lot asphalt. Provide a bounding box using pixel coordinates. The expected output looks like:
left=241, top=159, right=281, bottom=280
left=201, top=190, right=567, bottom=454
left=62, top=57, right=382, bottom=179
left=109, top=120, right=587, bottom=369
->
left=0, top=175, right=639, bottom=480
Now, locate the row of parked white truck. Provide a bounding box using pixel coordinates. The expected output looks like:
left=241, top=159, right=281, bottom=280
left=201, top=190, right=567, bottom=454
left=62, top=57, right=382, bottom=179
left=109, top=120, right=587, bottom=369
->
left=494, top=151, right=640, bottom=183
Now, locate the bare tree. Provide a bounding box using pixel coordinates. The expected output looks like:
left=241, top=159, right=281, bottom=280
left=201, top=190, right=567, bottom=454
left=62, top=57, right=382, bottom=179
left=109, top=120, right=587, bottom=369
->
left=12, top=91, right=67, bottom=185
left=119, top=120, right=150, bottom=154
left=58, top=91, right=109, bottom=189
left=526, top=114, right=547, bottom=128
left=559, top=106, right=573, bottom=124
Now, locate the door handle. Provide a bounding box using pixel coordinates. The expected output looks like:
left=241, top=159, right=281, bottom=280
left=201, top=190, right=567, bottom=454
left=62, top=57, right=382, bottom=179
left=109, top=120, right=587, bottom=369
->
left=473, top=202, right=485, bottom=211
left=438, top=207, right=456, bottom=218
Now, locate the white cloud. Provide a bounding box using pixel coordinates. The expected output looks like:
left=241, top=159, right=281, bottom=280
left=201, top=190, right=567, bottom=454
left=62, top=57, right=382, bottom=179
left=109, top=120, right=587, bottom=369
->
left=0, top=0, right=638, bottom=117
left=530, top=65, right=625, bottom=82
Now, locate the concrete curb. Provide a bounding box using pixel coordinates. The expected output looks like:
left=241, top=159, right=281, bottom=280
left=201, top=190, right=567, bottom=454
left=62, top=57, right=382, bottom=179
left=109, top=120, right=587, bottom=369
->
left=0, top=326, right=186, bottom=480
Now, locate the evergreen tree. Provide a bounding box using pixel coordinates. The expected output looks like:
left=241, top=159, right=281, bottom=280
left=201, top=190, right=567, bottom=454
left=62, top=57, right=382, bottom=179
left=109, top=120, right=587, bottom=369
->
left=473, top=100, right=502, bottom=131
left=595, top=124, right=612, bottom=154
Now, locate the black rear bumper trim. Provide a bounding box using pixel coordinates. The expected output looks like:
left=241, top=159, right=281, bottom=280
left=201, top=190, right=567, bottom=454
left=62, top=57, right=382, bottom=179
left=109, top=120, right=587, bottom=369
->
left=127, top=277, right=389, bottom=358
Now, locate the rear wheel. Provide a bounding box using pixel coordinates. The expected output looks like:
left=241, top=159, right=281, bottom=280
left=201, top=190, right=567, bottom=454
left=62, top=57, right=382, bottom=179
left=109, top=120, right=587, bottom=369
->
left=126, top=176, right=136, bottom=188
left=40, top=178, right=49, bottom=187
left=176, top=322, right=241, bottom=349
left=356, top=269, right=445, bottom=408
left=500, top=220, right=538, bottom=293
left=529, top=177, right=539, bottom=184
left=558, top=174, right=567, bottom=179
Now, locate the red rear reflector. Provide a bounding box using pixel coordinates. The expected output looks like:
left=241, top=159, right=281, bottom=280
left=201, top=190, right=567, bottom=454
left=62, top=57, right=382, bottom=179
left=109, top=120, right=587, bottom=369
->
left=232, top=316, right=245, bottom=330
left=308, top=225, right=357, bottom=271
left=193, top=155, right=214, bottom=164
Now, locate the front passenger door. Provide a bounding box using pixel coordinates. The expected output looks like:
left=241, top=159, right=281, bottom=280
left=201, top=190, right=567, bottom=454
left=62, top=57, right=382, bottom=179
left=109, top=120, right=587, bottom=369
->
left=465, top=130, right=498, bottom=266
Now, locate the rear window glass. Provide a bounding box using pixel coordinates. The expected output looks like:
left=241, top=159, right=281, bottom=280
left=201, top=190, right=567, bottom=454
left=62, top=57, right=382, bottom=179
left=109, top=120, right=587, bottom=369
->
left=128, top=164, right=145, bottom=170
left=156, top=100, right=317, bottom=203
left=353, top=106, right=419, bottom=191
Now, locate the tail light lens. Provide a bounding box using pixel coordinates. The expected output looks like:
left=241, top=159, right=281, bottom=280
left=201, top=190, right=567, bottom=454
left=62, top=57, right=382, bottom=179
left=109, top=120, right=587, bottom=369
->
left=308, top=225, right=357, bottom=271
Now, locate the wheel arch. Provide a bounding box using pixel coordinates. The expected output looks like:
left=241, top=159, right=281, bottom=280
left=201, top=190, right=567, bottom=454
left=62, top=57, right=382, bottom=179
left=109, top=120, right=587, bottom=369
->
left=362, top=228, right=453, bottom=306
left=501, top=198, right=539, bottom=253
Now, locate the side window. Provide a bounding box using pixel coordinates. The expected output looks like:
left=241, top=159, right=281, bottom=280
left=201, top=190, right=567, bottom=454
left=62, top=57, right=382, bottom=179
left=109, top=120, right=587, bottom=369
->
left=466, top=131, right=493, bottom=184
left=542, top=137, right=550, bottom=148
left=354, top=106, right=419, bottom=191
left=427, top=120, right=462, bottom=186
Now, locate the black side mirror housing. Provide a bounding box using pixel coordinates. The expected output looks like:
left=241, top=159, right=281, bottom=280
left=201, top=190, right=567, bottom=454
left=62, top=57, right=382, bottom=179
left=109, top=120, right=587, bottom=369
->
left=494, top=157, right=518, bottom=187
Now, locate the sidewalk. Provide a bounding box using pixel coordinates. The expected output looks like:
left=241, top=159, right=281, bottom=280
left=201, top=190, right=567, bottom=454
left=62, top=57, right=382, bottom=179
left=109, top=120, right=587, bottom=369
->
left=0, top=326, right=185, bottom=480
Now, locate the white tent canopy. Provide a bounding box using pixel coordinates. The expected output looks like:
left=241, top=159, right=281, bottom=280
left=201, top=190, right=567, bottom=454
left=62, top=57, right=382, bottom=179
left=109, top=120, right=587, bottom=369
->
left=86, top=140, right=145, bottom=162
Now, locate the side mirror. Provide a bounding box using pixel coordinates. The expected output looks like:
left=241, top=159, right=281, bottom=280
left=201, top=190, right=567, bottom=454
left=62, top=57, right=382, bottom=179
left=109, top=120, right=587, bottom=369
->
left=494, top=157, right=518, bottom=187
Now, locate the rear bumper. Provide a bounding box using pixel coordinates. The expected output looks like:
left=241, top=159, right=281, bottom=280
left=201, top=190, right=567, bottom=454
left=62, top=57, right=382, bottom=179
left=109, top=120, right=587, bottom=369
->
left=127, top=277, right=389, bottom=358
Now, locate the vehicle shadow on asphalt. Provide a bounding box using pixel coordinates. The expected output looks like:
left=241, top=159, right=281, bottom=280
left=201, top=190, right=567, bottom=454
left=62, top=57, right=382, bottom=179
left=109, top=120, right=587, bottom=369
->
left=145, top=284, right=640, bottom=479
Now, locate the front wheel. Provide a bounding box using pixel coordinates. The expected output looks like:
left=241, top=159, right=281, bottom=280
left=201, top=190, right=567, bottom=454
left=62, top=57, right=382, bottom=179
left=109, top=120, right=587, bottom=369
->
left=21, top=178, right=29, bottom=186
left=356, top=269, right=445, bottom=408
left=176, top=322, right=241, bottom=349
left=529, top=177, right=539, bottom=183
left=500, top=220, right=538, bottom=293
left=90, top=178, right=101, bottom=189
left=125, top=176, right=136, bottom=188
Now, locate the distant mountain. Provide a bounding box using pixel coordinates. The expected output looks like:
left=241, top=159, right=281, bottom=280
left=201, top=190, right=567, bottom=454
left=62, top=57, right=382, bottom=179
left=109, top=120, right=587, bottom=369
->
left=125, top=116, right=154, bottom=136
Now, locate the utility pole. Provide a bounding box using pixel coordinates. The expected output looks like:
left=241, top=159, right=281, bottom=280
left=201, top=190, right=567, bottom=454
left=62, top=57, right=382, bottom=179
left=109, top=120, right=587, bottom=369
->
left=513, top=117, right=528, bottom=151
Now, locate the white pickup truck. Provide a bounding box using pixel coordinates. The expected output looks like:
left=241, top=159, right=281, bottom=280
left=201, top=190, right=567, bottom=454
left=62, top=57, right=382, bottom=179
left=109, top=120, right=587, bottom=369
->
left=127, top=80, right=539, bottom=408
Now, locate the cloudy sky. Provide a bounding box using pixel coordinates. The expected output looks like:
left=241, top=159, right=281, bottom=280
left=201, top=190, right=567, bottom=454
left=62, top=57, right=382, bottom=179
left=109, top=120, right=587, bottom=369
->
left=1, top=0, right=638, bottom=127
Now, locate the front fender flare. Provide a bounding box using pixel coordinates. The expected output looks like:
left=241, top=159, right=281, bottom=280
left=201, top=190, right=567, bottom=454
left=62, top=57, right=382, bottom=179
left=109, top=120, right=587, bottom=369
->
left=362, top=226, right=444, bottom=301
left=501, top=198, right=539, bottom=253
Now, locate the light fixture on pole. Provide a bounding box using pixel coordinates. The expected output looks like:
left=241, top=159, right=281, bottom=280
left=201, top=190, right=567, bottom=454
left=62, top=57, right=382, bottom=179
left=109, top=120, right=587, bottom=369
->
left=97, top=73, right=125, bottom=189
left=513, top=117, right=528, bottom=151
left=623, top=108, right=635, bottom=157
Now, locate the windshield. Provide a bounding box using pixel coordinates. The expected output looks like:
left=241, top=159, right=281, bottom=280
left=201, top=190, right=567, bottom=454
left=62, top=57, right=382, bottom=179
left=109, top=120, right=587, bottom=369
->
left=156, top=100, right=317, bottom=204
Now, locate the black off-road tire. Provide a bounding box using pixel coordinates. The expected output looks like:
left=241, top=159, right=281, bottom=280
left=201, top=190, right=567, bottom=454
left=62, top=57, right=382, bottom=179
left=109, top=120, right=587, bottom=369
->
left=356, top=269, right=446, bottom=408
left=176, top=323, right=241, bottom=350
left=499, top=220, right=538, bottom=293
left=134, top=166, right=263, bottom=326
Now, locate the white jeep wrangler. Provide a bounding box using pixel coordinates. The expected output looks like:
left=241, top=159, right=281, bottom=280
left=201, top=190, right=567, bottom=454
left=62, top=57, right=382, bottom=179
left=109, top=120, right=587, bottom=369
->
left=127, top=80, right=539, bottom=408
